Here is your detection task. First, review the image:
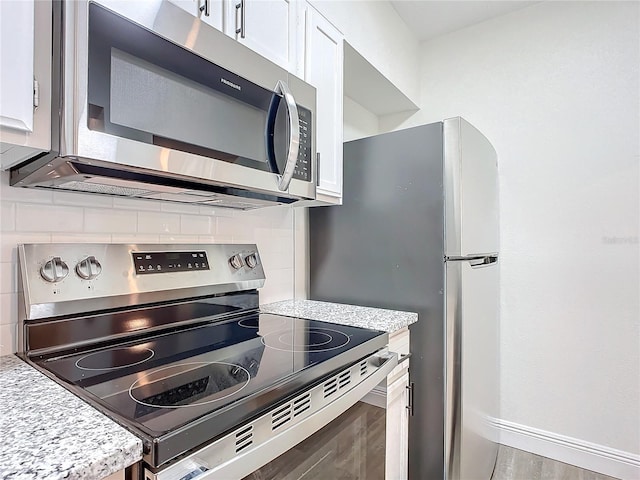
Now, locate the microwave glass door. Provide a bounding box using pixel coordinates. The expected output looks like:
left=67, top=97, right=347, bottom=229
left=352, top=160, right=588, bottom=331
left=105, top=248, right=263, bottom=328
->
left=86, top=2, right=292, bottom=176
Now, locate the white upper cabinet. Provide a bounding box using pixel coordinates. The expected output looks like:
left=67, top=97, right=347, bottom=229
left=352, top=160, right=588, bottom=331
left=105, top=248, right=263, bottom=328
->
left=303, top=5, right=343, bottom=199
left=224, top=0, right=297, bottom=72
left=0, top=1, right=34, bottom=133
left=169, top=0, right=224, bottom=30
left=0, top=0, right=51, bottom=170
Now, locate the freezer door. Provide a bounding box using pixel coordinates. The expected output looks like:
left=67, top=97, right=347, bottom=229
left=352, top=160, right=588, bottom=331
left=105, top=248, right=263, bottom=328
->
left=444, top=118, right=499, bottom=257
left=445, top=257, right=499, bottom=480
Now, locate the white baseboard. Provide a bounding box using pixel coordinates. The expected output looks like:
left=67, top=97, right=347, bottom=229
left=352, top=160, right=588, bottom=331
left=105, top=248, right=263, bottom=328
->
left=360, top=385, right=386, bottom=409
left=491, top=418, right=640, bottom=480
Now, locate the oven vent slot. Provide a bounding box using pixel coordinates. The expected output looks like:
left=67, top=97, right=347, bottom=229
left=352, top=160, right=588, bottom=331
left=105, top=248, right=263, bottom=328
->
left=323, top=377, right=338, bottom=398
left=360, top=360, right=368, bottom=376
left=271, top=403, right=292, bottom=430
left=292, top=393, right=311, bottom=417
left=234, top=425, right=254, bottom=453
left=338, top=370, right=352, bottom=389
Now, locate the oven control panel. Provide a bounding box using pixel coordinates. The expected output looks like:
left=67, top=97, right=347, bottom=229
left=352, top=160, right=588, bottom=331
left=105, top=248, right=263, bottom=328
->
left=132, top=251, right=210, bottom=275
left=18, top=244, right=266, bottom=321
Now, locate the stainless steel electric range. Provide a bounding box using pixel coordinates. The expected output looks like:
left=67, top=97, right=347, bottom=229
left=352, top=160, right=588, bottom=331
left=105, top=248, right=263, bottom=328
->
left=17, top=244, right=397, bottom=479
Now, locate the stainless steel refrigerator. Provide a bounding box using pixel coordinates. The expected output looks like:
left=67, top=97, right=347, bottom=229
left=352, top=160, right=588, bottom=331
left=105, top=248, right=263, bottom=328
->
left=309, top=117, right=499, bottom=480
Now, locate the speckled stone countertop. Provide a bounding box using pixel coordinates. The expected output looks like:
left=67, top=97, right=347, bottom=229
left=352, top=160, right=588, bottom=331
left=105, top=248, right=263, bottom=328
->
left=261, top=299, right=418, bottom=333
left=0, top=355, right=143, bottom=480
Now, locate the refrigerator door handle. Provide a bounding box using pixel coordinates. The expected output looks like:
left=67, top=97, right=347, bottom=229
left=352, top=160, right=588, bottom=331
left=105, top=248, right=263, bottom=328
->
left=468, top=256, right=498, bottom=268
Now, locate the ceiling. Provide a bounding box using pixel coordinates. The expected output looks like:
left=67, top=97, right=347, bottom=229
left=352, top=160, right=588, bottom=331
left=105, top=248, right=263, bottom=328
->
left=390, top=1, right=540, bottom=42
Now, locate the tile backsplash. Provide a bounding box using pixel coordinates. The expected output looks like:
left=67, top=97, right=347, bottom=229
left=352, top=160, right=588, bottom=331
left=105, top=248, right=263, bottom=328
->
left=0, top=171, right=297, bottom=355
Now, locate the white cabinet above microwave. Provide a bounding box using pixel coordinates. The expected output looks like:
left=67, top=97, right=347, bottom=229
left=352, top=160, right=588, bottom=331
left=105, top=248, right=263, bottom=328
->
left=167, top=0, right=297, bottom=74
left=224, top=0, right=298, bottom=73
left=168, top=0, right=224, bottom=31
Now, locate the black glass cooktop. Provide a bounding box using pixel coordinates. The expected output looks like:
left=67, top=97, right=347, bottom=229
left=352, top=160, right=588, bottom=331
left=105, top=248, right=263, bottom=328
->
left=36, top=313, right=386, bottom=456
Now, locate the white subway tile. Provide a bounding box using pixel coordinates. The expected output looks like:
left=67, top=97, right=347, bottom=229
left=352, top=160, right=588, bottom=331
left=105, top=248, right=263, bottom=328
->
left=0, top=323, right=16, bottom=356
left=0, top=233, right=51, bottom=263
left=113, top=197, right=162, bottom=211
left=181, top=215, right=212, bottom=235
left=0, top=262, right=17, bottom=294
left=111, top=234, right=160, bottom=244
left=216, top=216, right=257, bottom=241
left=198, top=205, right=221, bottom=216
left=161, top=202, right=201, bottom=214
left=0, top=292, right=18, bottom=325
left=159, top=235, right=199, bottom=244
left=197, top=235, right=234, bottom=244
left=259, top=268, right=294, bottom=304
left=84, top=208, right=137, bottom=233
left=270, top=227, right=294, bottom=240
left=53, top=190, right=114, bottom=208
left=51, top=233, right=112, bottom=243
left=1, top=183, right=53, bottom=204
left=258, top=251, right=293, bottom=273
left=138, top=212, right=181, bottom=234
left=1, top=200, right=15, bottom=231
left=256, top=233, right=293, bottom=256
left=16, top=203, right=83, bottom=232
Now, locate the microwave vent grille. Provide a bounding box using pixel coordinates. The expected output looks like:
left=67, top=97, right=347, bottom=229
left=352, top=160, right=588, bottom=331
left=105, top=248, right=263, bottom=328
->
left=57, top=181, right=152, bottom=197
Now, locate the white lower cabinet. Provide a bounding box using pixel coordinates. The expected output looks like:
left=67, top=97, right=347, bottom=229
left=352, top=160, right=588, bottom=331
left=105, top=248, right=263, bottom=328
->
left=302, top=4, right=344, bottom=202
left=385, top=368, right=410, bottom=479
left=385, top=327, right=411, bottom=479
left=362, top=327, right=411, bottom=478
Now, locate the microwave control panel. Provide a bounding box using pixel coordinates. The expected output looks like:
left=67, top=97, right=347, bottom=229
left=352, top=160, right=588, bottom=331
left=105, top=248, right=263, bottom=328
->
left=293, top=106, right=312, bottom=182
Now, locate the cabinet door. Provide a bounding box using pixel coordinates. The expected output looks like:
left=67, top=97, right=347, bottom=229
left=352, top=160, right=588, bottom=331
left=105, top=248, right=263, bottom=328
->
left=169, top=0, right=224, bottom=31
left=0, top=0, right=34, bottom=132
left=304, top=6, right=343, bottom=199
left=0, top=0, right=51, bottom=169
left=224, top=0, right=296, bottom=72
left=386, top=371, right=409, bottom=480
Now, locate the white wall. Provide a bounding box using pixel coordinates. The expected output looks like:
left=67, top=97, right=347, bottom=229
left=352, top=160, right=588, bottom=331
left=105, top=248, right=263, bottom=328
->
left=381, top=1, right=640, bottom=476
left=343, top=95, right=379, bottom=141
left=309, top=0, right=420, bottom=104
left=0, top=171, right=297, bottom=355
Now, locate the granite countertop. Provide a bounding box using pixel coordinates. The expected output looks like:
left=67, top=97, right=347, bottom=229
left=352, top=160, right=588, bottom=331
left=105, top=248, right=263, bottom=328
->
left=0, top=355, right=142, bottom=480
left=261, top=299, right=418, bottom=333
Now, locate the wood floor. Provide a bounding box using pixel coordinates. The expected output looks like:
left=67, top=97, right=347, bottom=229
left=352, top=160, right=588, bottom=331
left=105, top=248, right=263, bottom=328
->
left=243, top=401, right=620, bottom=480
left=491, top=446, right=620, bottom=480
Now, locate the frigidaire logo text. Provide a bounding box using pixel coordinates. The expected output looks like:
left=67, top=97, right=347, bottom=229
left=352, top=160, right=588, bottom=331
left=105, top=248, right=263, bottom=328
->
left=221, top=78, right=242, bottom=91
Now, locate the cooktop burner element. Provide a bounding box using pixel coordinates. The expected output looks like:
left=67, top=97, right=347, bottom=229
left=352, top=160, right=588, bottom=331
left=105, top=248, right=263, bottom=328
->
left=238, top=316, right=285, bottom=329
left=129, top=361, right=251, bottom=411
left=75, top=347, right=155, bottom=371
left=260, top=327, right=351, bottom=352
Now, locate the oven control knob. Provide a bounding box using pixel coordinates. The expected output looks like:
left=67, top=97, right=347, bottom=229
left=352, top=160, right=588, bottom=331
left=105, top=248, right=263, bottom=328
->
left=229, top=254, right=244, bottom=270
left=76, top=256, right=102, bottom=280
left=40, top=257, right=69, bottom=283
left=245, top=253, right=258, bottom=269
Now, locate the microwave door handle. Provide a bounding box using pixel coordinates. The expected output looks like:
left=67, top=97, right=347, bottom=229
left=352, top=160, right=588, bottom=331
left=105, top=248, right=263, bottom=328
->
left=265, top=94, right=280, bottom=176
left=274, top=80, right=300, bottom=191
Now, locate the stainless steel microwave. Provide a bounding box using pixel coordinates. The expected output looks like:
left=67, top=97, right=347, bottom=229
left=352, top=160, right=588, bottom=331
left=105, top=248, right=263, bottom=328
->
left=10, top=0, right=316, bottom=209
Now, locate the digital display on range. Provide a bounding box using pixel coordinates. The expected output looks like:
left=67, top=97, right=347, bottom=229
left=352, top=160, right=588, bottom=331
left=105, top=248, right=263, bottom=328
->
left=132, top=251, right=209, bottom=274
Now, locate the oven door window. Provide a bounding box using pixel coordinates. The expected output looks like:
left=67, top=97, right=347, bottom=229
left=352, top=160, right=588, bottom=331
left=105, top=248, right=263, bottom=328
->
left=87, top=2, right=288, bottom=174
left=243, top=402, right=386, bottom=480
